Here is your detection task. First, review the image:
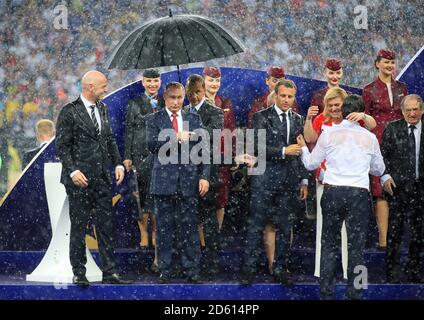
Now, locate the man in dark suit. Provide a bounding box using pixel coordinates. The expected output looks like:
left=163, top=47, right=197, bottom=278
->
left=146, top=82, right=210, bottom=283
left=184, top=74, right=224, bottom=280
left=381, top=94, right=424, bottom=283
left=56, top=70, right=132, bottom=287
left=123, top=69, right=165, bottom=272
left=22, top=119, right=55, bottom=169
left=242, top=79, right=308, bottom=285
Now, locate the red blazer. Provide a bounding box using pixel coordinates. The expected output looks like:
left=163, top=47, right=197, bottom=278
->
left=363, top=77, right=408, bottom=143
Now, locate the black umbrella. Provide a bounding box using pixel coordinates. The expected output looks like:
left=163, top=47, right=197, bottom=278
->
left=105, top=10, right=245, bottom=81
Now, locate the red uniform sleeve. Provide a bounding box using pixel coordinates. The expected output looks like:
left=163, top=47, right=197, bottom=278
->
left=312, top=113, right=324, bottom=134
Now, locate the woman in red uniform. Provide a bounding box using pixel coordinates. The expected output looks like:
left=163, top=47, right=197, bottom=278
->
left=203, top=66, right=236, bottom=231
left=310, top=58, right=345, bottom=114
left=363, top=48, right=408, bottom=249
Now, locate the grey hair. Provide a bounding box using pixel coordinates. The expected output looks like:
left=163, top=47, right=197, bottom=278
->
left=401, top=94, right=424, bottom=111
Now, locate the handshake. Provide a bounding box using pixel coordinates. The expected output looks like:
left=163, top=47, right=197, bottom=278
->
left=285, top=134, right=307, bottom=156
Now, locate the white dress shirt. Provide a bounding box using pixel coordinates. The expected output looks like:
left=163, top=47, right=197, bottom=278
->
left=81, top=94, right=102, bottom=131
left=165, top=107, right=183, bottom=132
left=381, top=120, right=421, bottom=184
left=301, top=120, right=385, bottom=190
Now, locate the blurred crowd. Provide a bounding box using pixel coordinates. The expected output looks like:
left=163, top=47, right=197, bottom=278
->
left=0, top=0, right=423, bottom=196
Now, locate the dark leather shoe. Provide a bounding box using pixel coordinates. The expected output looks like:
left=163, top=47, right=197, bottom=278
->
left=274, top=271, right=293, bottom=286
left=187, top=274, right=202, bottom=284
left=407, top=274, right=424, bottom=284
left=240, top=272, right=253, bottom=285
left=102, top=273, right=133, bottom=284
left=159, top=274, right=170, bottom=284
left=73, top=275, right=89, bottom=288
left=150, top=262, right=159, bottom=274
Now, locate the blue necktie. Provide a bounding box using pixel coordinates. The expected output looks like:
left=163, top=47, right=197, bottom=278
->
left=147, top=94, right=158, bottom=111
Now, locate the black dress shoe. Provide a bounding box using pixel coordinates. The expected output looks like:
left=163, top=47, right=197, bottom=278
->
left=407, top=274, right=424, bottom=284
left=240, top=272, right=253, bottom=285
left=150, top=262, right=159, bottom=274
left=73, top=275, right=89, bottom=287
left=187, top=274, right=202, bottom=284
left=158, top=274, right=170, bottom=284
left=102, top=273, right=134, bottom=284
left=274, top=271, right=293, bottom=286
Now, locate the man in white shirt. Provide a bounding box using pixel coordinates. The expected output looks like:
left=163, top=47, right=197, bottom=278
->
left=298, top=94, right=385, bottom=299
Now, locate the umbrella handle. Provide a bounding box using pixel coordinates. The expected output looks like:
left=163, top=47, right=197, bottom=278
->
left=177, top=65, right=181, bottom=83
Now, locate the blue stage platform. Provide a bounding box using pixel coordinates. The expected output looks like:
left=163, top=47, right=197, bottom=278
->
left=0, top=249, right=422, bottom=300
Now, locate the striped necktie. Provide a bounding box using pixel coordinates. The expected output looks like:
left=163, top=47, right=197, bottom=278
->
left=90, top=105, right=100, bottom=135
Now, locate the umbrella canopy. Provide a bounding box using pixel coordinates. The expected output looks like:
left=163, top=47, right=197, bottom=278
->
left=105, top=13, right=245, bottom=71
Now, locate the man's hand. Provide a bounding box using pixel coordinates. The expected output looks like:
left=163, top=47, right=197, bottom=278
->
left=234, top=153, right=257, bottom=168
left=299, top=185, right=308, bottom=200
left=199, top=179, right=210, bottom=197
left=176, top=131, right=191, bottom=142
left=123, top=159, right=132, bottom=172
left=296, top=134, right=307, bottom=148
left=383, top=178, right=396, bottom=196
left=346, top=112, right=365, bottom=123
left=71, top=170, right=88, bottom=188
left=115, top=167, right=125, bottom=186
left=285, top=144, right=302, bottom=156
left=307, top=106, right=319, bottom=120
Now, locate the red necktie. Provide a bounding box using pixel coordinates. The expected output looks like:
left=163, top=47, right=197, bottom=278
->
left=171, top=112, right=178, bottom=133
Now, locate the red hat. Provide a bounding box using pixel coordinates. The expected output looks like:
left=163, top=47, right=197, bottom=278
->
left=377, top=48, right=396, bottom=60
left=202, top=66, right=221, bottom=78
left=325, top=58, right=342, bottom=71
left=266, top=66, right=285, bottom=79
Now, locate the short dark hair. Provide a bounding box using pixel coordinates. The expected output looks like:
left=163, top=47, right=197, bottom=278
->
left=186, top=74, right=205, bottom=90
left=342, top=94, right=364, bottom=118
left=165, top=82, right=184, bottom=93
left=274, top=79, right=297, bottom=94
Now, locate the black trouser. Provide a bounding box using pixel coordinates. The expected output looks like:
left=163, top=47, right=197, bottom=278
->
left=386, top=182, right=423, bottom=282
left=243, top=188, right=297, bottom=275
left=198, top=183, right=220, bottom=274
left=66, top=177, right=117, bottom=277
left=320, top=186, right=371, bottom=299
left=154, top=193, right=200, bottom=278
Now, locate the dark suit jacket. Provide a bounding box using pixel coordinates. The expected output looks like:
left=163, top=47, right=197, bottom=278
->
left=146, top=108, right=210, bottom=197
left=251, top=106, right=308, bottom=191
left=184, top=100, right=224, bottom=184
left=381, top=119, right=424, bottom=187
left=124, top=94, right=165, bottom=174
left=56, top=97, right=122, bottom=186
left=22, top=142, right=48, bottom=169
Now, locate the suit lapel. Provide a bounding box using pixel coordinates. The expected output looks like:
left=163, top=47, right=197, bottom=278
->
left=74, top=98, right=98, bottom=136
left=159, top=109, right=173, bottom=129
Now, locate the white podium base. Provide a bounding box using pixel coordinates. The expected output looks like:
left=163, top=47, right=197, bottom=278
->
left=26, top=163, right=102, bottom=283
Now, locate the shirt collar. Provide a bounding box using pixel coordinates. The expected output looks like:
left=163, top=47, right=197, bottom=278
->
left=165, top=107, right=182, bottom=118
left=273, top=104, right=291, bottom=116
left=80, top=94, right=96, bottom=109
left=191, top=97, right=206, bottom=111
left=407, top=120, right=422, bottom=130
